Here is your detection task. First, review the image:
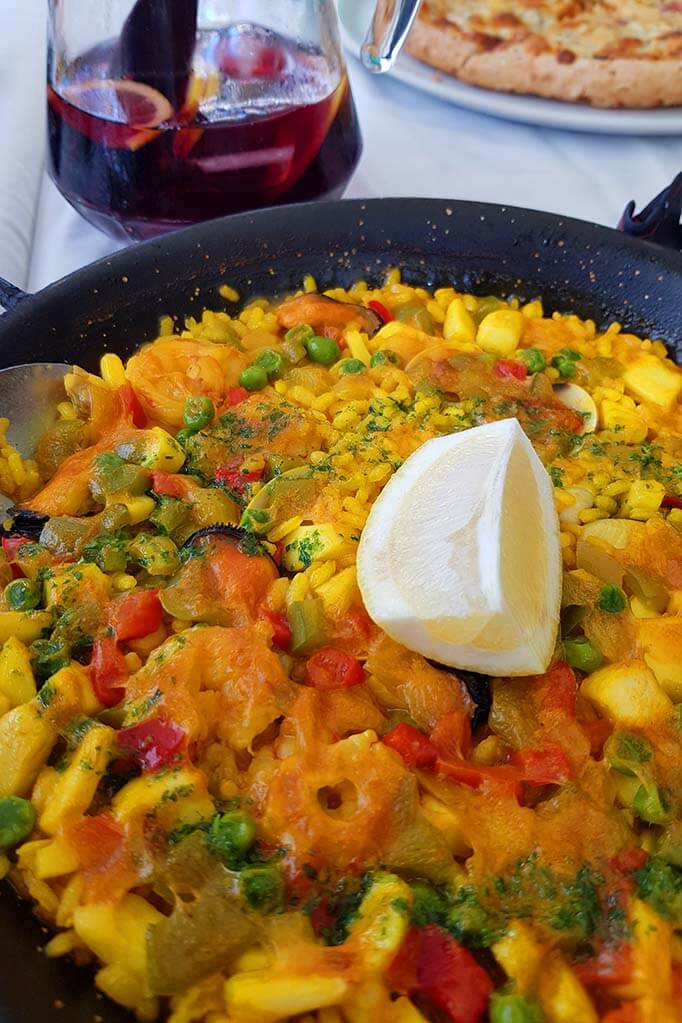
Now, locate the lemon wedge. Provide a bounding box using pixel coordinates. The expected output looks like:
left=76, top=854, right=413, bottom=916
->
left=357, top=418, right=561, bottom=675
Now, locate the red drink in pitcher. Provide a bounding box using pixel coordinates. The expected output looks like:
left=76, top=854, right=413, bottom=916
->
left=47, top=22, right=362, bottom=241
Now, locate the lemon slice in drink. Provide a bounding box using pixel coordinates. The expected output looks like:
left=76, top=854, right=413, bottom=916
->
left=357, top=418, right=561, bottom=675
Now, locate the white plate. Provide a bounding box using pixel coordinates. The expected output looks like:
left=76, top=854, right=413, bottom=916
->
left=339, top=0, right=682, bottom=135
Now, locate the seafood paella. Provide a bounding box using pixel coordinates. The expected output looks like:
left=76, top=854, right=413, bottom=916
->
left=1, top=271, right=682, bottom=1023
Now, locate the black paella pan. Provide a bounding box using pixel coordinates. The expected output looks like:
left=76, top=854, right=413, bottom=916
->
left=0, top=189, right=682, bottom=1022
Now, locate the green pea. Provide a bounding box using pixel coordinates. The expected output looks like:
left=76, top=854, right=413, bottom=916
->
left=518, top=348, right=546, bottom=374
left=305, top=335, right=340, bottom=366
left=31, top=638, right=71, bottom=681
left=394, top=301, right=434, bottom=334
left=183, top=396, right=214, bottom=432
left=605, top=731, right=653, bottom=775
left=0, top=796, right=36, bottom=851
left=206, top=810, right=256, bottom=868
left=338, top=358, right=365, bottom=375
left=410, top=881, right=448, bottom=927
left=239, top=365, right=269, bottom=392
left=552, top=348, right=582, bottom=379
left=489, top=992, right=544, bottom=1023
left=634, top=783, right=672, bottom=825
left=370, top=350, right=401, bottom=368
left=5, top=578, right=41, bottom=611
left=240, top=864, right=283, bottom=912
left=563, top=636, right=603, bottom=673
left=597, top=583, right=627, bottom=614
left=175, top=428, right=194, bottom=447
left=284, top=324, right=314, bottom=345
left=255, top=349, right=283, bottom=377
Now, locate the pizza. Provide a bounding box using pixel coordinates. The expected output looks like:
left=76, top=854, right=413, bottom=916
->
left=406, top=0, right=682, bottom=108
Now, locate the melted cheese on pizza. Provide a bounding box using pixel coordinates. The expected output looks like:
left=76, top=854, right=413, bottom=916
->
left=425, top=0, right=682, bottom=59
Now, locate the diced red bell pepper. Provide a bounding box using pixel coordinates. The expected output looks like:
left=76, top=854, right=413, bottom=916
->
left=107, top=589, right=162, bottom=642
left=225, top=386, right=249, bottom=407
left=149, top=470, right=192, bottom=498
left=574, top=941, right=633, bottom=988
left=215, top=459, right=264, bottom=496
left=117, top=717, right=185, bottom=772
left=260, top=608, right=292, bottom=651
left=66, top=811, right=126, bottom=870
left=601, top=1005, right=644, bottom=1023
left=535, top=660, right=577, bottom=721
left=117, top=383, right=147, bottom=427
left=2, top=536, right=31, bottom=562
left=2, top=536, right=31, bottom=577
left=610, top=847, right=649, bottom=874
left=662, top=493, right=682, bottom=509
left=512, top=744, right=573, bottom=785
left=495, top=359, right=528, bottom=380
left=436, top=757, right=523, bottom=800
left=382, top=723, right=438, bottom=769
left=310, top=897, right=337, bottom=938
left=89, top=635, right=128, bottom=708
left=368, top=299, right=394, bottom=323
left=389, top=925, right=492, bottom=1023
left=581, top=717, right=613, bottom=755
left=673, top=966, right=682, bottom=1010
left=305, top=647, right=365, bottom=691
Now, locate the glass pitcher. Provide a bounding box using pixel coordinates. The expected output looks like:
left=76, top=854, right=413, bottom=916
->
left=47, top=0, right=420, bottom=242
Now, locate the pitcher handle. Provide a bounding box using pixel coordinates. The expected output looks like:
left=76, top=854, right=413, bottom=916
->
left=361, top=0, right=423, bottom=73
left=619, top=172, right=682, bottom=251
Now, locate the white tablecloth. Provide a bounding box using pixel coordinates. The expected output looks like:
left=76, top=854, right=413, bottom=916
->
left=3, top=0, right=682, bottom=295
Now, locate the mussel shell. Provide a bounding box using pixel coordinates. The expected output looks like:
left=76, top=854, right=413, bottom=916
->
left=180, top=524, right=279, bottom=570
left=458, top=669, right=493, bottom=732
left=0, top=507, right=49, bottom=539
left=428, top=659, right=492, bottom=731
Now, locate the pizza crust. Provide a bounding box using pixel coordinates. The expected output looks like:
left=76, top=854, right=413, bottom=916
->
left=406, top=16, right=682, bottom=108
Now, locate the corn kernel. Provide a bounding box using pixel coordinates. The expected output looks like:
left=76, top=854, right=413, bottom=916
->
left=668, top=509, right=682, bottom=532
left=111, top=572, right=137, bottom=592
left=594, top=495, right=618, bottom=513
left=471, top=735, right=506, bottom=765
left=603, top=479, right=631, bottom=498
left=579, top=508, right=608, bottom=524
left=56, top=401, right=78, bottom=421
left=100, top=354, right=127, bottom=388
left=124, top=652, right=142, bottom=672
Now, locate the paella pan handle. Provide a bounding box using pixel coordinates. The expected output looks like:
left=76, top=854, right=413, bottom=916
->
left=0, top=278, right=30, bottom=313
left=619, top=172, right=682, bottom=251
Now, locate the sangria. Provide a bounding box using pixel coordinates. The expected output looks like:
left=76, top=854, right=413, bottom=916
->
left=47, top=6, right=362, bottom=241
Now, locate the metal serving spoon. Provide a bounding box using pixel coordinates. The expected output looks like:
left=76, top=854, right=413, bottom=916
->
left=0, top=362, right=70, bottom=513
